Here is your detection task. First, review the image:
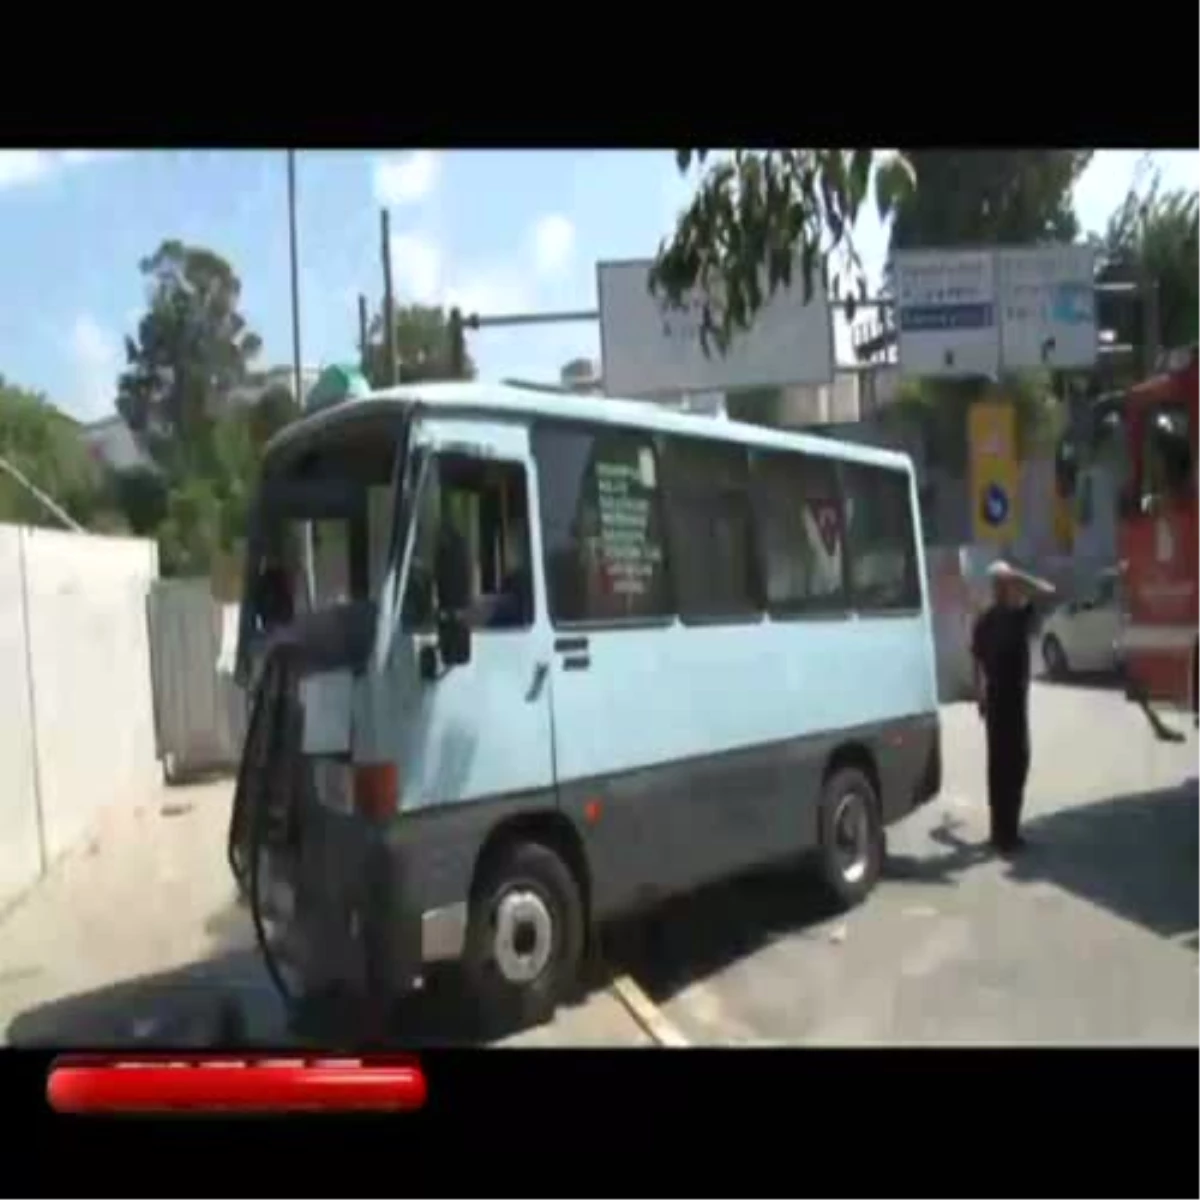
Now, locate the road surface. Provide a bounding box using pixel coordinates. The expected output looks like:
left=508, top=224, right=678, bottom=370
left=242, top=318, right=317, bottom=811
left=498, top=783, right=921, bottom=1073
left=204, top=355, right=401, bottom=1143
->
left=1, top=682, right=1194, bottom=1048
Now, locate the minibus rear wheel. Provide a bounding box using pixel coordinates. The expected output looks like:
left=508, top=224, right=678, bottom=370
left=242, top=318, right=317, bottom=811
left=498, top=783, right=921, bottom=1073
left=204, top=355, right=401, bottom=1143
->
left=462, top=840, right=585, bottom=1035
left=816, top=766, right=883, bottom=909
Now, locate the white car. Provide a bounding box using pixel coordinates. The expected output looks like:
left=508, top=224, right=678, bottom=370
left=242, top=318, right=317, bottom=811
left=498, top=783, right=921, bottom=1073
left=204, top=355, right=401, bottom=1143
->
left=1038, top=568, right=1122, bottom=678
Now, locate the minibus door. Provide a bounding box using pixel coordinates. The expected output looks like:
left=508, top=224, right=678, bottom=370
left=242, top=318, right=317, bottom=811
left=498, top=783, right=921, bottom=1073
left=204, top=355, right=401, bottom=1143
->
left=388, top=421, right=556, bottom=811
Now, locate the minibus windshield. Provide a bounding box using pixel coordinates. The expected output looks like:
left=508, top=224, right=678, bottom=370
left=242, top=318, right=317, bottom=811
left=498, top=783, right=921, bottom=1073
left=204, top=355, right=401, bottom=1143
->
left=235, top=408, right=413, bottom=682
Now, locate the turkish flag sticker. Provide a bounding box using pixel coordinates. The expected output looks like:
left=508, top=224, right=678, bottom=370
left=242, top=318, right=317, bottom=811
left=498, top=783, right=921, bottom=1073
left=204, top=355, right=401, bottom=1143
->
left=807, top=499, right=842, bottom=557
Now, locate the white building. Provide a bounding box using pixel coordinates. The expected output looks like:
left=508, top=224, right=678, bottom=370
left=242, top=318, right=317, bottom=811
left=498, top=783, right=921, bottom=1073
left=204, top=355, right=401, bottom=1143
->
left=81, top=415, right=152, bottom=473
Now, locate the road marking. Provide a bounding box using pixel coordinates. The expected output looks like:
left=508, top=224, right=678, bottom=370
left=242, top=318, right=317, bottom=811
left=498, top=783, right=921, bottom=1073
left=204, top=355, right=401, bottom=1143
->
left=607, top=975, right=690, bottom=1047
left=669, top=978, right=761, bottom=1045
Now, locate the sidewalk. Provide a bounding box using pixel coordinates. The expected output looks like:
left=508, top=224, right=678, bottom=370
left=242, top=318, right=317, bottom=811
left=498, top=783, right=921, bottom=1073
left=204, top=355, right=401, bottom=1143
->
left=0, top=778, right=254, bottom=1045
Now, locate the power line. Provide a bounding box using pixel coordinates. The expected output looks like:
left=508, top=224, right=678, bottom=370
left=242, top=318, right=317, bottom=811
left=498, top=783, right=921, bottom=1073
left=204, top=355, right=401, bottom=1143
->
left=0, top=453, right=84, bottom=532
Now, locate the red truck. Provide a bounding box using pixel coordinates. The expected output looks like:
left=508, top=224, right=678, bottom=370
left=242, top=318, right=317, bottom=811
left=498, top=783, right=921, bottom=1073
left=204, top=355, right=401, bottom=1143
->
left=1111, top=348, right=1198, bottom=737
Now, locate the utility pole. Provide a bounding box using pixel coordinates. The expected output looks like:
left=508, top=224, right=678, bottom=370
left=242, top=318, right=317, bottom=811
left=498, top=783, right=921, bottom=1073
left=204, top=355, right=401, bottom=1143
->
left=448, top=307, right=466, bottom=378
left=286, top=150, right=304, bottom=405
left=380, top=209, right=398, bottom=386
left=358, top=293, right=370, bottom=377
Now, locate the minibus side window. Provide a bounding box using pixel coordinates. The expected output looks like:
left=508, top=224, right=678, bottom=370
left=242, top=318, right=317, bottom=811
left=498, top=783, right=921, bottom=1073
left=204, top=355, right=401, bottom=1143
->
left=752, top=450, right=848, bottom=616
left=841, top=464, right=921, bottom=613
left=533, top=424, right=672, bottom=625
left=659, top=436, right=761, bottom=623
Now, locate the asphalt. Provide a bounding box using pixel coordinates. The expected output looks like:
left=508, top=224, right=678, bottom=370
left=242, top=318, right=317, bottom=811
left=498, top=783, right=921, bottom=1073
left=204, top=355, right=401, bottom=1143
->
left=619, top=680, right=1198, bottom=1045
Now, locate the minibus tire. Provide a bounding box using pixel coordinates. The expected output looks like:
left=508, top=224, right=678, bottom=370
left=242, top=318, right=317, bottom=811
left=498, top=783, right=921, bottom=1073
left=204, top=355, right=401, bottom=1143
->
left=816, top=766, right=883, bottom=909
left=462, top=841, right=585, bottom=1035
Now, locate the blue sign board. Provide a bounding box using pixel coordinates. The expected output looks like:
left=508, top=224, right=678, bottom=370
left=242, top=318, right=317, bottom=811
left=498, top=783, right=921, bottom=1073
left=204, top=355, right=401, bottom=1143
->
left=981, top=483, right=1010, bottom=527
left=898, top=303, right=995, bottom=333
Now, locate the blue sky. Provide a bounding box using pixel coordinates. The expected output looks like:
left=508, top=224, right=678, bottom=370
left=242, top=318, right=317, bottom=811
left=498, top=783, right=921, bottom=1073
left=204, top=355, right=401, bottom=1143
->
left=0, top=148, right=1194, bottom=423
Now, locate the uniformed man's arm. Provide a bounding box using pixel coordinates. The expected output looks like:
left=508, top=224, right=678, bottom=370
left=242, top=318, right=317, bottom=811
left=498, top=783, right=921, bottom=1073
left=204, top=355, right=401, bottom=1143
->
left=971, top=613, right=988, bottom=717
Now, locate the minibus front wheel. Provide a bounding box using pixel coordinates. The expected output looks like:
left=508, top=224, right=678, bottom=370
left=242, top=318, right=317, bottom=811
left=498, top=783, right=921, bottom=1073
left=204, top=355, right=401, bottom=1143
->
left=461, top=839, right=586, bottom=1034
left=816, top=765, right=884, bottom=909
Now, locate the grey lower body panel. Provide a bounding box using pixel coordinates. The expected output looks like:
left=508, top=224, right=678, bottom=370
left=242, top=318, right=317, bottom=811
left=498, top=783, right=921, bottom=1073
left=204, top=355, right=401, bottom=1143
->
left=277, top=711, right=940, bottom=1001
left=559, top=710, right=940, bottom=920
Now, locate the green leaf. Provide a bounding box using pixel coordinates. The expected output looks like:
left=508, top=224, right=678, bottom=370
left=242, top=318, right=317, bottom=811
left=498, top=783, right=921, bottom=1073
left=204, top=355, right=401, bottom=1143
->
left=848, top=150, right=872, bottom=217
left=873, top=153, right=917, bottom=222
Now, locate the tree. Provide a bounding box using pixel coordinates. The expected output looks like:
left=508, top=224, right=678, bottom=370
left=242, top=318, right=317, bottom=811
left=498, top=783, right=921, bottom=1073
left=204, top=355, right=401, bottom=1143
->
left=249, top=383, right=300, bottom=448
left=116, top=240, right=263, bottom=471
left=363, top=304, right=477, bottom=387
left=650, top=150, right=917, bottom=354
left=109, top=467, right=168, bottom=537
left=889, top=151, right=1092, bottom=255
left=1096, top=169, right=1198, bottom=375
left=0, top=376, right=110, bottom=528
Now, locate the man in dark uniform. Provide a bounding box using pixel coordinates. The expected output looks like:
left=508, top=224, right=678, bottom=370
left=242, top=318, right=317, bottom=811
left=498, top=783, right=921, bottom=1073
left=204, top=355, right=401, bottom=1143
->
left=971, top=560, right=1055, bottom=855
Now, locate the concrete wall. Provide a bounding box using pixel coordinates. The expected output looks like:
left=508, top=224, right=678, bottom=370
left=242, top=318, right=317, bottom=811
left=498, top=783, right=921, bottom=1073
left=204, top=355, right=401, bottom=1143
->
left=0, top=529, right=41, bottom=907
left=0, top=525, right=160, bottom=910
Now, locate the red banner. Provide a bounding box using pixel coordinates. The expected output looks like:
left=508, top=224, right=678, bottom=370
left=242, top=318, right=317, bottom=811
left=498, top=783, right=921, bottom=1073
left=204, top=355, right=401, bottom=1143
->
left=47, top=1055, right=427, bottom=1115
left=806, top=498, right=842, bottom=557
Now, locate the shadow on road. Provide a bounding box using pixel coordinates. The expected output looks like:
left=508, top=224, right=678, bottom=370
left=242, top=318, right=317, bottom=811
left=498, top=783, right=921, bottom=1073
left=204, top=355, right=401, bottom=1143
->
left=5, top=897, right=617, bottom=1050
left=882, top=819, right=993, bottom=885
left=611, top=814, right=1008, bottom=1006
left=604, top=862, right=843, bottom=1005
left=1007, top=778, right=1199, bottom=946
left=1036, top=670, right=1124, bottom=692
left=5, top=946, right=281, bottom=1048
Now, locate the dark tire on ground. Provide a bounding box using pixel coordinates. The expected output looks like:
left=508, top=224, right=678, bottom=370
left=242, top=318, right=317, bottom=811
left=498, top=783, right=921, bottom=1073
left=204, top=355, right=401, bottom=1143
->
left=461, top=840, right=585, bottom=1036
left=1041, top=633, right=1069, bottom=679
left=815, top=766, right=884, bottom=910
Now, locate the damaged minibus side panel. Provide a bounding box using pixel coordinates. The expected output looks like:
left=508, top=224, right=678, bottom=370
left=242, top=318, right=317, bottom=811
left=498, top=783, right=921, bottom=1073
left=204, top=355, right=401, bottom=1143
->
left=229, top=408, right=416, bottom=1000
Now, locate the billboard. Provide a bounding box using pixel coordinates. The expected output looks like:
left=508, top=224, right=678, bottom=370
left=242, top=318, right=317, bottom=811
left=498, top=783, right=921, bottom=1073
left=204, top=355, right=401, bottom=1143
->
left=967, top=401, right=1019, bottom=545
left=893, top=244, right=1099, bottom=380
left=596, top=258, right=834, bottom=399
left=893, top=249, right=999, bottom=379
left=997, top=244, right=1098, bottom=370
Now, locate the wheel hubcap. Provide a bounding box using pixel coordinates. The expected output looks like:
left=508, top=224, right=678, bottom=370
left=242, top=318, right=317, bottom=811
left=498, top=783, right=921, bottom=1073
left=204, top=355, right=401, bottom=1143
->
left=832, top=792, right=871, bottom=884
left=492, top=888, right=554, bottom=984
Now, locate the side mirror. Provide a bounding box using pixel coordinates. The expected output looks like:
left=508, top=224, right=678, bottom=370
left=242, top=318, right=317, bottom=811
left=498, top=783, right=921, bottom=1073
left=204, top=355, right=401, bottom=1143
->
left=433, top=525, right=472, bottom=671
left=434, top=526, right=471, bottom=612
left=437, top=610, right=471, bottom=668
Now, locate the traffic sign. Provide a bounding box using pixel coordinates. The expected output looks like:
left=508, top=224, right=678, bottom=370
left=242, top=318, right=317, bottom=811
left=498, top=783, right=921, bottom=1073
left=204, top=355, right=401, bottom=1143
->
left=968, top=401, right=1019, bottom=544
left=981, top=482, right=1010, bottom=527
left=997, top=244, right=1098, bottom=370
left=892, top=243, right=1099, bottom=380
left=893, top=249, right=999, bottom=379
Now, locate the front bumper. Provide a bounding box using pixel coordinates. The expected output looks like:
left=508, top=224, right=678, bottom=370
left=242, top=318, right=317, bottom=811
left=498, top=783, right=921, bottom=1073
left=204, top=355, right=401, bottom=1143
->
left=274, top=796, right=467, bottom=1003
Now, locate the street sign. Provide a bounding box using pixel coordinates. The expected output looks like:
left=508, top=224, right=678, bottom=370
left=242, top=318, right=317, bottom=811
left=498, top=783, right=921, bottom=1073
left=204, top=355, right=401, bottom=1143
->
left=997, top=244, right=1098, bottom=370
left=596, top=258, right=834, bottom=399
left=893, top=249, right=999, bottom=379
left=967, top=401, right=1019, bottom=545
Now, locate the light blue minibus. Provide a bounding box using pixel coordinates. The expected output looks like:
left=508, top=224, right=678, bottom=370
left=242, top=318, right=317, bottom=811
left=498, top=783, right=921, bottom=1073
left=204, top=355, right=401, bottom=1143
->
left=232, top=382, right=941, bottom=1032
